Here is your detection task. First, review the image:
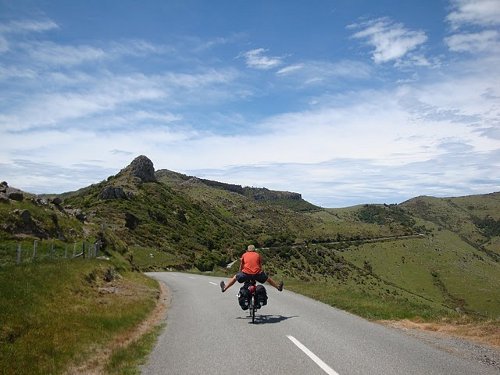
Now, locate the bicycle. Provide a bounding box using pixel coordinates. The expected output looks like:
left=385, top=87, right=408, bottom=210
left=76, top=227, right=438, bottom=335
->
left=239, top=279, right=267, bottom=323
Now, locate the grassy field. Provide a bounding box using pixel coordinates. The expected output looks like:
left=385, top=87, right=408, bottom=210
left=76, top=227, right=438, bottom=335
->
left=0, top=259, right=160, bottom=375
left=129, top=245, right=186, bottom=270
left=339, top=230, right=500, bottom=318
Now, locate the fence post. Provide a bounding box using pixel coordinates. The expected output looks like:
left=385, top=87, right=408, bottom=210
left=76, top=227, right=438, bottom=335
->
left=32, top=240, right=38, bottom=261
left=51, top=242, right=55, bottom=258
left=73, top=242, right=77, bottom=257
left=17, top=243, right=21, bottom=264
left=82, top=242, right=86, bottom=259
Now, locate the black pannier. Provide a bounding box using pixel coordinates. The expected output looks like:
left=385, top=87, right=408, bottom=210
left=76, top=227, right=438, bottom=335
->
left=238, top=286, right=250, bottom=310
left=255, top=284, right=267, bottom=306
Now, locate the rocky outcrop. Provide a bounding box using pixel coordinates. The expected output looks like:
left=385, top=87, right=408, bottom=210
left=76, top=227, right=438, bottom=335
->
left=7, top=191, right=24, bottom=201
left=51, top=197, right=62, bottom=206
left=0, top=182, right=25, bottom=202
left=119, top=155, right=156, bottom=183
left=99, top=186, right=129, bottom=200
left=10, top=209, right=48, bottom=238
left=20, top=209, right=32, bottom=227
left=125, top=212, right=140, bottom=230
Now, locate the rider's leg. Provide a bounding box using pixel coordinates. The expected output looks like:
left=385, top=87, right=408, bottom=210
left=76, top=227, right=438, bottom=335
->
left=266, top=276, right=284, bottom=291
left=221, top=275, right=237, bottom=292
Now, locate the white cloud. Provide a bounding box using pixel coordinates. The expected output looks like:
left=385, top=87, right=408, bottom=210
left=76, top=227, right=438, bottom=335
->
left=0, top=73, right=167, bottom=131
left=0, top=35, right=8, bottom=53
left=350, top=18, right=428, bottom=64
left=0, top=65, right=240, bottom=132
left=241, top=48, right=283, bottom=70
left=27, top=41, right=107, bottom=66
left=110, top=39, right=171, bottom=56
left=0, top=19, right=58, bottom=34
left=277, top=60, right=372, bottom=85
left=23, top=39, right=172, bottom=67
left=445, top=30, right=500, bottom=52
left=277, top=64, right=304, bottom=75
left=0, top=65, right=37, bottom=79
left=447, top=0, right=500, bottom=29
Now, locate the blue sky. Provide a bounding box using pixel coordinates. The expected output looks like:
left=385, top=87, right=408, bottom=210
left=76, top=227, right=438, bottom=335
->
left=0, top=0, right=499, bottom=207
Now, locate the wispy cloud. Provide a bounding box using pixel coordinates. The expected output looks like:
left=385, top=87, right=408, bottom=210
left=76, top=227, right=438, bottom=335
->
left=276, top=64, right=304, bottom=75
left=1, top=38, right=189, bottom=142
left=447, top=0, right=500, bottom=29
left=22, top=39, right=171, bottom=67
left=276, top=60, right=372, bottom=86
left=445, top=0, right=500, bottom=54
left=0, top=73, right=167, bottom=131
left=26, top=41, right=107, bottom=66
left=241, top=48, right=283, bottom=70
left=0, top=36, right=7, bottom=53
left=445, top=30, right=500, bottom=52
left=0, top=19, right=58, bottom=34
left=349, top=17, right=428, bottom=64
left=0, top=158, right=116, bottom=194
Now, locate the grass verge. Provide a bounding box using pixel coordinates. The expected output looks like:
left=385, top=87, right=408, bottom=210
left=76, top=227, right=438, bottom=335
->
left=105, top=324, right=164, bottom=374
left=0, top=259, right=159, bottom=375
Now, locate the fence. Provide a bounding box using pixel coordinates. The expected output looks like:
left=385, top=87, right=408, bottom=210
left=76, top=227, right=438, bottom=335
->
left=0, top=240, right=102, bottom=267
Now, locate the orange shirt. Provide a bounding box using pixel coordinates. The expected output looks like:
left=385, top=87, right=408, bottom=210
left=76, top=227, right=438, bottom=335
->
left=240, top=251, right=262, bottom=274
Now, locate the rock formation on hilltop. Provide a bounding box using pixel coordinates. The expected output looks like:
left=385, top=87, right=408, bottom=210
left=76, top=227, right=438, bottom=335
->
left=118, top=155, right=156, bottom=183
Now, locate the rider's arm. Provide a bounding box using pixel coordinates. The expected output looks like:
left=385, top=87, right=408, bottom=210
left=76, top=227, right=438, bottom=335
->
left=239, top=255, right=244, bottom=272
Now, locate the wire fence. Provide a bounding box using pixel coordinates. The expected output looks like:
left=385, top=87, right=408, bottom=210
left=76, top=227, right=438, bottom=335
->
left=0, top=240, right=103, bottom=267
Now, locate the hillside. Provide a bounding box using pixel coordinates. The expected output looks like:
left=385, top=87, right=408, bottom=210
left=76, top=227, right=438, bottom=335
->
left=1, top=155, right=499, bottom=320
left=400, top=193, right=500, bottom=260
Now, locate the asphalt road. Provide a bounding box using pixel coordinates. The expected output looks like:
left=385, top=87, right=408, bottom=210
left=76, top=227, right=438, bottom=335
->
left=141, top=272, right=497, bottom=375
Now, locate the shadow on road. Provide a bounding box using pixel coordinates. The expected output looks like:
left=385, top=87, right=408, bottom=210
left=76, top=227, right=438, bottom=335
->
left=236, top=314, right=298, bottom=324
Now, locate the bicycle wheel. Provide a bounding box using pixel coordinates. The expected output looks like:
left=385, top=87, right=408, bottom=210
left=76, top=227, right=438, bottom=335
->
left=250, top=298, right=255, bottom=323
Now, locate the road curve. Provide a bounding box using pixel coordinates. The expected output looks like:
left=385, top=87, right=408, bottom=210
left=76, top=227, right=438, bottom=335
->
left=141, top=272, right=496, bottom=375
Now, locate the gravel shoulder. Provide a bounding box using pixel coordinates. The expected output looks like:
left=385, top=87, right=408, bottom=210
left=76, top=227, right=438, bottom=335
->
left=379, top=320, right=500, bottom=371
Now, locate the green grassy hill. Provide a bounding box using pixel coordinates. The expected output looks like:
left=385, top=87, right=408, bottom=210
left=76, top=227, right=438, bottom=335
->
left=400, top=193, right=500, bottom=260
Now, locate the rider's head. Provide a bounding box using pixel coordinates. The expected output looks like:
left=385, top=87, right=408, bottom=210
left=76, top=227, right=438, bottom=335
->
left=247, top=244, right=255, bottom=252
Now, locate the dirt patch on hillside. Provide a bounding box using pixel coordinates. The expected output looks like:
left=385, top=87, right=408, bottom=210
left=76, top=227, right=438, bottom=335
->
left=65, top=280, right=169, bottom=374
left=379, top=319, right=500, bottom=370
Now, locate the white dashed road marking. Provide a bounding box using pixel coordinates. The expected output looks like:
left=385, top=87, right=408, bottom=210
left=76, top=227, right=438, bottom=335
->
left=287, top=335, right=339, bottom=375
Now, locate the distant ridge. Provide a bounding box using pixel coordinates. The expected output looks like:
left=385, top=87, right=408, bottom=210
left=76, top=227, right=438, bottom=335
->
left=155, top=168, right=319, bottom=211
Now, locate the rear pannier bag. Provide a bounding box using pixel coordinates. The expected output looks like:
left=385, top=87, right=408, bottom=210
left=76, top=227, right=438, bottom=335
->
left=238, top=287, right=250, bottom=310
left=255, top=285, right=267, bottom=306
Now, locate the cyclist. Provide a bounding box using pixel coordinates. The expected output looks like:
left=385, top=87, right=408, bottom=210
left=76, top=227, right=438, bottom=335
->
left=220, top=244, right=283, bottom=292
